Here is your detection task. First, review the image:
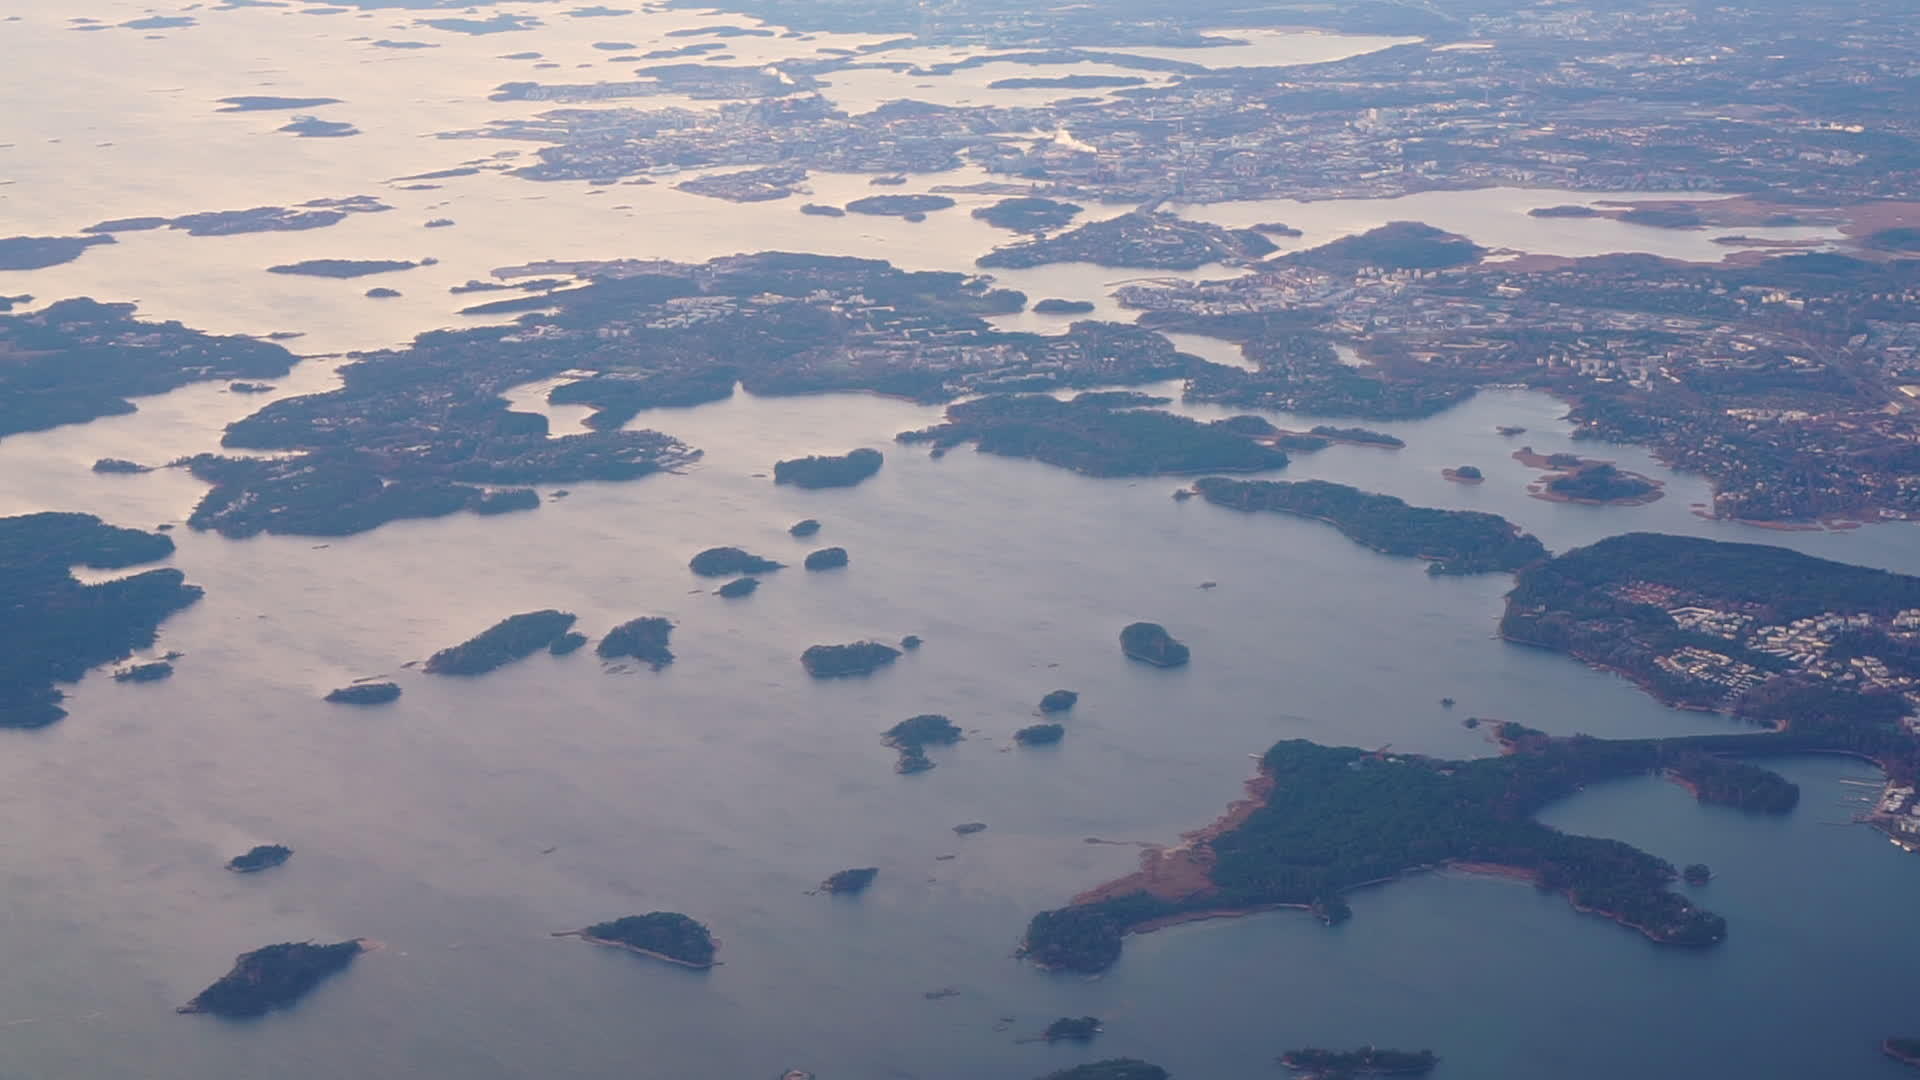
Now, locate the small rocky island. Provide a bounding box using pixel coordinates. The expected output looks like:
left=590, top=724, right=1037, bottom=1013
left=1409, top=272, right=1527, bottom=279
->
left=1016, top=723, right=1066, bottom=746
left=178, top=941, right=364, bottom=1017
left=325, top=681, right=401, bottom=705
left=1443, top=464, right=1483, bottom=484
left=788, top=518, right=822, bottom=537
left=1884, top=1038, right=1920, bottom=1069
left=113, top=660, right=174, bottom=683
left=1278, top=1047, right=1438, bottom=1078
left=266, top=259, right=417, bottom=278
left=804, top=547, right=849, bottom=571
left=820, top=867, right=879, bottom=894
left=1044, top=1016, right=1103, bottom=1042
left=801, top=641, right=902, bottom=678
left=560, top=912, right=717, bottom=968
left=690, top=546, right=784, bottom=576
left=717, top=577, right=760, bottom=598
left=597, top=616, right=675, bottom=669
left=773, top=447, right=883, bottom=488
left=1039, top=1061, right=1169, bottom=1080
left=1120, top=622, right=1190, bottom=667
left=425, top=610, right=578, bottom=675
left=882, top=713, right=962, bottom=773
left=227, top=845, right=292, bottom=873
left=1039, top=689, right=1079, bottom=713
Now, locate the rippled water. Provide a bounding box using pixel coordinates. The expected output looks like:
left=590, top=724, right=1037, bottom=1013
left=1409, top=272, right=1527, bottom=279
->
left=2, top=5, right=1917, bottom=1079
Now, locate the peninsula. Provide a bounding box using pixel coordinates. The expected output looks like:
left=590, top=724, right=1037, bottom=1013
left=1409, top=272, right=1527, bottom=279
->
left=1192, top=478, right=1548, bottom=575
left=0, top=513, right=202, bottom=728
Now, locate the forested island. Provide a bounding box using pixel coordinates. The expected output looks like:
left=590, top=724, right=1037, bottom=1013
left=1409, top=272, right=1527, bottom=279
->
left=325, top=682, right=401, bottom=705
left=1037, top=1061, right=1169, bottom=1080
left=1308, top=425, right=1404, bottom=449
left=1279, top=1047, right=1437, bottom=1079
left=1017, top=725, right=1847, bottom=973
left=1192, top=478, right=1548, bottom=575
left=690, top=546, right=784, bottom=576
left=774, top=448, right=883, bottom=488
left=266, top=259, right=417, bottom=278
left=717, top=577, right=760, bottom=598
left=0, top=298, right=294, bottom=441
left=113, top=661, right=173, bottom=683
left=178, top=941, right=364, bottom=1017
left=1121, top=622, right=1190, bottom=667
left=1537, top=462, right=1664, bottom=506
left=899, top=394, right=1288, bottom=477
left=1040, top=689, right=1079, bottom=712
left=883, top=713, right=962, bottom=773
left=1034, top=298, right=1096, bottom=314
left=424, top=610, right=578, bottom=675
left=802, top=641, right=902, bottom=678
left=0, top=513, right=202, bottom=728
left=821, top=867, right=879, bottom=894
left=1043, top=1016, right=1103, bottom=1041
left=1016, top=722, right=1066, bottom=746
left=789, top=519, right=822, bottom=537
left=972, top=196, right=1084, bottom=233
left=978, top=210, right=1275, bottom=271
left=845, top=195, right=956, bottom=217
left=563, top=912, right=717, bottom=968
left=804, top=547, right=849, bottom=571
left=227, top=845, right=292, bottom=873
left=597, top=616, right=676, bottom=669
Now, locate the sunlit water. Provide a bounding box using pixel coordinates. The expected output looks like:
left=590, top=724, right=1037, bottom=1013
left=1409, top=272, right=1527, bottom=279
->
left=0, top=4, right=1914, bottom=1080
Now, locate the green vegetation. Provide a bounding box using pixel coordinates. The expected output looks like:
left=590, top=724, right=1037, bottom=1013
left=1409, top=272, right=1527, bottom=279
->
left=597, top=617, right=676, bottom=670
left=802, top=641, right=902, bottom=678
left=1284, top=221, right=1483, bottom=272
left=179, top=941, right=363, bottom=1017
left=1668, top=754, right=1800, bottom=812
left=1016, top=722, right=1066, bottom=746
left=227, top=845, right=293, bottom=873
left=883, top=714, right=962, bottom=773
left=0, top=513, right=201, bottom=728
left=1195, top=478, right=1548, bottom=575
left=1309, top=425, right=1405, bottom=448
left=1545, top=463, right=1659, bottom=502
left=1120, top=622, right=1190, bottom=667
left=972, top=196, right=1084, bottom=233
left=804, top=547, right=849, bottom=571
left=690, top=546, right=784, bottom=577
left=0, top=292, right=284, bottom=440
left=325, top=682, right=401, bottom=705
left=821, top=867, right=879, bottom=894
left=1279, top=1047, right=1438, bottom=1078
left=579, top=912, right=717, bottom=968
left=773, top=448, right=883, bottom=488
left=1035, top=1060, right=1169, bottom=1080
left=900, top=394, right=1288, bottom=477
left=1040, top=689, right=1079, bottom=713
left=425, top=610, right=578, bottom=676
left=1021, top=729, right=1816, bottom=973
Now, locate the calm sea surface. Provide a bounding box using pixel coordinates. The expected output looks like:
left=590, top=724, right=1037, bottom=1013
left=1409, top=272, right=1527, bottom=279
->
left=0, top=5, right=1914, bottom=1079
